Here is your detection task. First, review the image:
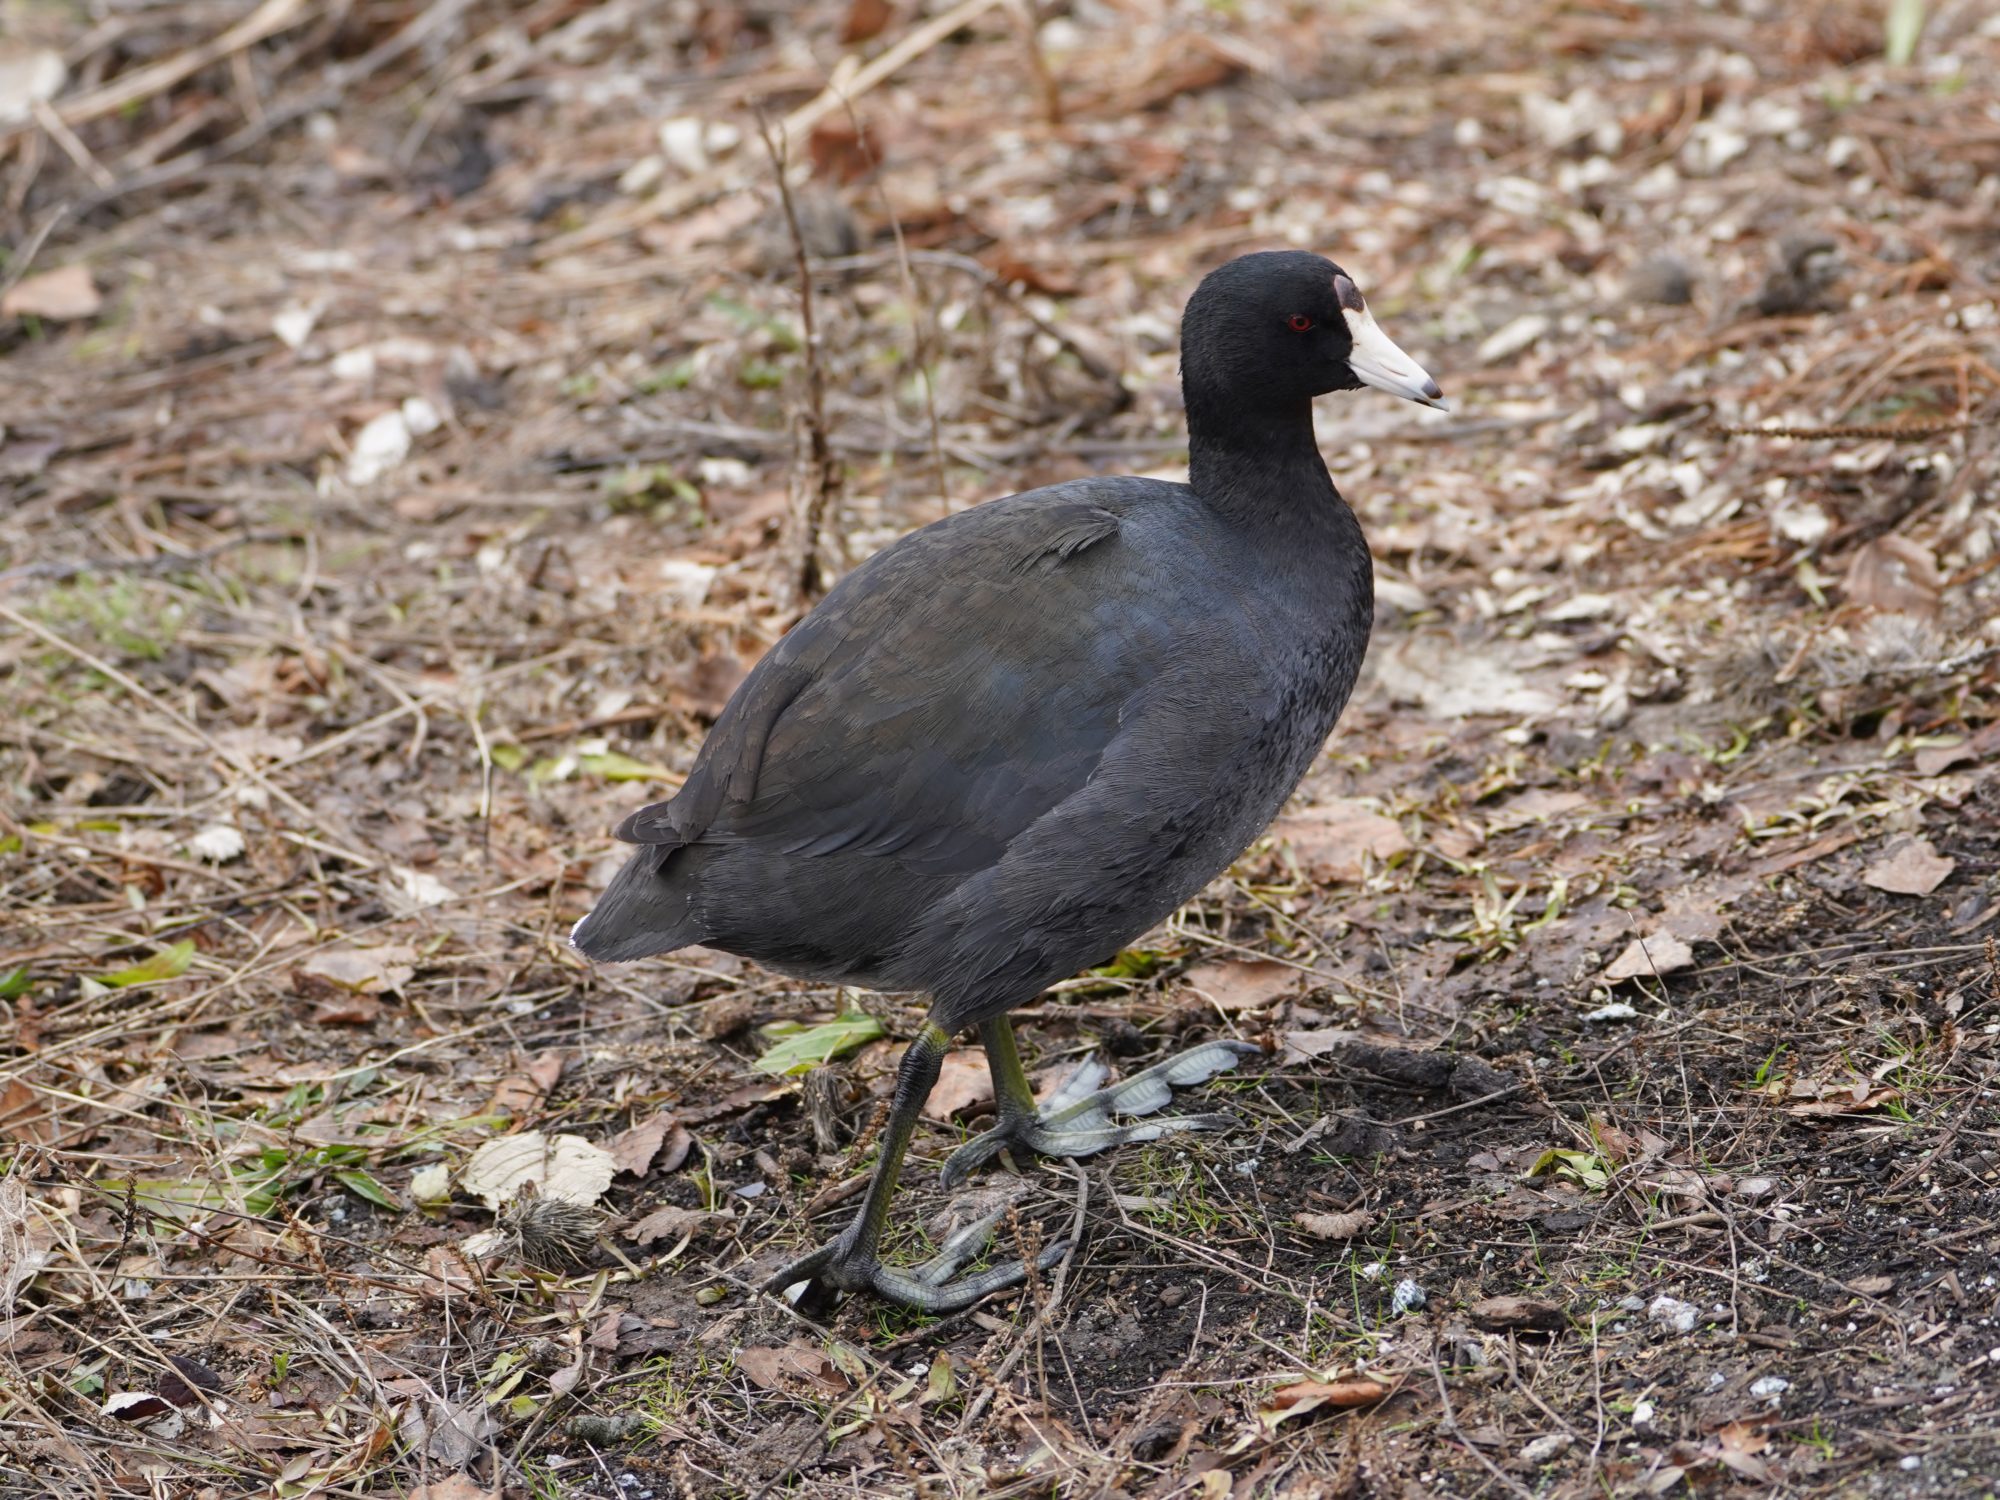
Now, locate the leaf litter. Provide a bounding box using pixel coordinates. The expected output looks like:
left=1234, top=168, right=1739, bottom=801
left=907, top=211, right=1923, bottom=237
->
left=2, top=0, right=1998, bottom=1495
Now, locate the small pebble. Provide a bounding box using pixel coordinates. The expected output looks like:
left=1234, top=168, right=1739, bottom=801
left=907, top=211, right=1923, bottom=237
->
left=1648, top=1295, right=1698, bottom=1334
left=1519, top=1433, right=1572, bottom=1464
left=1157, top=1284, right=1187, bottom=1308
left=1750, top=1375, right=1790, bottom=1402
left=1392, top=1278, right=1427, bottom=1315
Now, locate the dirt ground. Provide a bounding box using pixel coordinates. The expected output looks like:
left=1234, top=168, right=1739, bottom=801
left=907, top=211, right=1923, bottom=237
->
left=4, top=0, right=2000, bottom=1496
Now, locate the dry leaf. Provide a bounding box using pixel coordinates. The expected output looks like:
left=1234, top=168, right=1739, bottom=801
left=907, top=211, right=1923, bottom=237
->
left=1184, top=958, right=1298, bottom=1013
left=1295, top=1209, right=1373, bottom=1240
left=1712, top=1420, right=1772, bottom=1481
left=627, top=1205, right=709, bottom=1245
left=922, top=1050, right=994, bottom=1122
left=459, top=1132, right=617, bottom=1210
left=488, top=1049, right=566, bottom=1117
left=1484, top=788, right=1589, bottom=833
left=1270, top=801, right=1412, bottom=883
left=1861, top=837, right=1954, bottom=896
left=1788, top=1086, right=1899, bottom=1117
left=308, top=992, right=382, bottom=1027
left=839, top=0, right=895, bottom=44
left=1466, top=1295, right=1568, bottom=1332
left=1280, top=1028, right=1360, bottom=1064
left=1257, top=1375, right=1388, bottom=1430
left=410, top=1478, right=499, bottom=1500
left=2, top=264, right=101, bottom=321
left=1845, top=535, right=1943, bottom=617
left=735, top=1341, right=848, bottom=1397
left=609, top=1112, right=691, bottom=1176
left=294, top=945, right=418, bottom=995
left=1603, top=932, right=1694, bottom=981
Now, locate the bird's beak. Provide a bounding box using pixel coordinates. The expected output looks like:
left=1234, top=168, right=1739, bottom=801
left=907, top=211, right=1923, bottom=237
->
left=1343, top=300, right=1448, bottom=411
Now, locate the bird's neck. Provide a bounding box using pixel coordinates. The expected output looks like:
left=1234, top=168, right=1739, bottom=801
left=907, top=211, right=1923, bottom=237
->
left=1185, top=395, right=1341, bottom=530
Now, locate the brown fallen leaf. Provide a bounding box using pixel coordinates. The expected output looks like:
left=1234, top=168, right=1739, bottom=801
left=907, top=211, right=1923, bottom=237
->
left=410, top=1475, right=499, bottom=1500
left=609, top=1112, right=692, bottom=1176
left=294, top=944, right=418, bottom=995
left=487, top=1049, right=567, bottom=1118
left=1789, top=1086, right=1899, bottom=1117
left=2, top=264, right=101, bottom=321
left=1484, top=787, right=1589, bottom=833
left=1184, top=958, right=1298, bottom=1013
left=735, top=1341, right=849, bottom=1397
left=1845, top=534, right=1943, bottom=617
left=1466, top=1295, right=1568, bottom=1332
left=1280, top=1028, right=1361, bottom=1064
left=840, top=0, right=895, bottom=45
left=922, top=1049, right=994, bottom=1122
left=1257, top=1374, right=1389, bottom=1430
left=1861, top=837, right=1955, bottom=896
left=1913, top=721, right=2000, bottom=778
left=1294, top=1209, right=1373, bottom=1241
left=1712, top=1420, right=1772, bottom=1482
left=1603, top=932, right=1694, bottom=982
left=1270, top=800, right=1412, bottom=884
left=308, top=992, right=382, bottom=1027
left=626, top=1204, right=710, bottom=1246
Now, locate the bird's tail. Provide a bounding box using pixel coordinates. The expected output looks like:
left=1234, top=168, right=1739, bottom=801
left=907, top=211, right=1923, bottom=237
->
left=569, top=843, right=707, bottom=962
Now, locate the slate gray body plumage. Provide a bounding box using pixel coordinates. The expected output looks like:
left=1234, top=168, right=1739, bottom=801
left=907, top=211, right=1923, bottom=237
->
left=571, top=250, right=1445, bottom=1310
left=574, top=471, right=1371, bottom=1027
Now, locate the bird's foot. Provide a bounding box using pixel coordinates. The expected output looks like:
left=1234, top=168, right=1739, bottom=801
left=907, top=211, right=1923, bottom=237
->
left=941, top=1038, right=1261, bottom=1188
left=763, top=1208, right=1067, bottom=1313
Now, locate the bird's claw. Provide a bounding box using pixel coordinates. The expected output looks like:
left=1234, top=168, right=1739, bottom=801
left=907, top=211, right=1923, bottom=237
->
left=941, top=1038, right=1261, bottom=1188
left=763, top=1208, right=1067, bottom=1313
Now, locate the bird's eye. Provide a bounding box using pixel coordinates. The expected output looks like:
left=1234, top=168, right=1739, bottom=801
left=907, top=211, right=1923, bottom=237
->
left=1287, top=314, right=1314, bottom=332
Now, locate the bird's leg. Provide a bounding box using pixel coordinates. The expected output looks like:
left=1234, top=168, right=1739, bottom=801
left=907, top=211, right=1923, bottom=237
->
left=940, top=1017, right=1261, bottom=1188
left=763, top=1021, right=1066, bottom=1312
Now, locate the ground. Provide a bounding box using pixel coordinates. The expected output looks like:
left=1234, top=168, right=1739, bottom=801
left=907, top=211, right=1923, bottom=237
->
left=3, top=0, right=2000, bottom=1496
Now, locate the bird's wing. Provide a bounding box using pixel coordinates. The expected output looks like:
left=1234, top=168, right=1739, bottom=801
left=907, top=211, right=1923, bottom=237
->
left=613, top=488, right=1163, bottom=877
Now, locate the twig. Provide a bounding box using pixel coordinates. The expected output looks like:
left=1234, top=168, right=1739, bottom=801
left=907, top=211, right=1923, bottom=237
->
left=958, top=1161, right=1089, bottom=1431
left=0, top=0, right=311, bottom=146
left=754, top=110, right=843, bottom=607
left=0, top=530, right=297, bottom=588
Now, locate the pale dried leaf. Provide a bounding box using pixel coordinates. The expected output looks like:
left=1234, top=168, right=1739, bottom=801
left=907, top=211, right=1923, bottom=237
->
left=410, top=1477, right=500, bottom=1500
left=922, top=1050, right=994, bottom=1122
left=295, top=945, right=418, bottom=995
left=609, top=1112, right=691, bottom=1176
left=459, top=1132, right=617, bottom=1210
left=1184, top=958, right=1298, bottom=1013
left=735, top=1341, right=848, bottom=1396
left=2, top=264, right=100, bottom=321
left=1271, top=800, right=1412, bottom=883
left=627, top=1205, right=709, bottom=1245
left=1294, top=1209, right=1373, bottom=1240
left=1603, top=932, right=1694, bottom=981
left=1280, top=1028, right=1360, bottom=1064
left=1861, top=837, right=1954, bottom=896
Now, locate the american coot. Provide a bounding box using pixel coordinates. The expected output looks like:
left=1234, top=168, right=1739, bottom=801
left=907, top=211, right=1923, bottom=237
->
left=572, top=251, right=1445, bottom=1310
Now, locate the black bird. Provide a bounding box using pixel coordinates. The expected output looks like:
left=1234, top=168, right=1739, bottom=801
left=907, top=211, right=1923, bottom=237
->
left=572, top=250, right=1445, bottom=1310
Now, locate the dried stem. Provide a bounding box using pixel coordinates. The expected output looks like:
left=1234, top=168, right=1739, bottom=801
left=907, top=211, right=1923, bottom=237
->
left=756, top=110, right=844, bottom=608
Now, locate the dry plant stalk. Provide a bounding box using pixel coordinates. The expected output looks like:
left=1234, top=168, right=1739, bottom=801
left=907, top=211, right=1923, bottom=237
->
left=756, top=112, right=844, bottom=607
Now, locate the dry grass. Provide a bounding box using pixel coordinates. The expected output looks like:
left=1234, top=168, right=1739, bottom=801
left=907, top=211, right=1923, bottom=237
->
left=3, top=0, right=2000, bottom=1495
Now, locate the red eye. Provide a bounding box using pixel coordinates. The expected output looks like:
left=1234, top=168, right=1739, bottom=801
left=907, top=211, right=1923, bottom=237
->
left=1287, top=314, right=1314, bottom=332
